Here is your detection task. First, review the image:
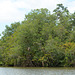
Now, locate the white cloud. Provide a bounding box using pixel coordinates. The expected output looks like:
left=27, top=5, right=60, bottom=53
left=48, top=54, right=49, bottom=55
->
left=0, top=0, right=75, bottom=35
left=0, top=0, right=25, bottom=22
left=0, top=0, right=75, bottom=23
left=66, top=1, right=75, bottom=13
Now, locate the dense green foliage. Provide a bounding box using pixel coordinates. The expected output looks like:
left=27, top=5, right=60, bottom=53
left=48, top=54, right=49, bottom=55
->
left=0, top=4, right=75, bottom=67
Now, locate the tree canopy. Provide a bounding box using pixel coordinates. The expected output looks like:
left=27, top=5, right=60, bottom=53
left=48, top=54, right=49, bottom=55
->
left=0, top=4, right=75, bottom=67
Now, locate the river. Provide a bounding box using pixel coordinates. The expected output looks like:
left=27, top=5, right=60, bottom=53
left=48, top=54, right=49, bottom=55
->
left=0, top=67, right=75, bottom=75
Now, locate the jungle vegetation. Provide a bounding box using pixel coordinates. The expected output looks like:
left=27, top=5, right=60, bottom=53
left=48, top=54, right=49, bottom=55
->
left=0, top=4, right=75, bottom=67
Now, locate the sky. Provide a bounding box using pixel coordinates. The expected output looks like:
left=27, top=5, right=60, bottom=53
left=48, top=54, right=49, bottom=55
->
left=0, top=0, right=75, bottom=37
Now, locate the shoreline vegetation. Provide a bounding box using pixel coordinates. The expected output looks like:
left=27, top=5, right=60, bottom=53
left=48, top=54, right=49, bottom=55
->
left=0, top=4, right=75, bottom=67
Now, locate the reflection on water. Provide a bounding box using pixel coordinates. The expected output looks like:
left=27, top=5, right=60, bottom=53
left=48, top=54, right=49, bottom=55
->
left=0, top=67, right=75, bottom=75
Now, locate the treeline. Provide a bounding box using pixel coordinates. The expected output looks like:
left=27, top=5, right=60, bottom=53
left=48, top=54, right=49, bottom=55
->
left=0, top=4, right=75, bottom=67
